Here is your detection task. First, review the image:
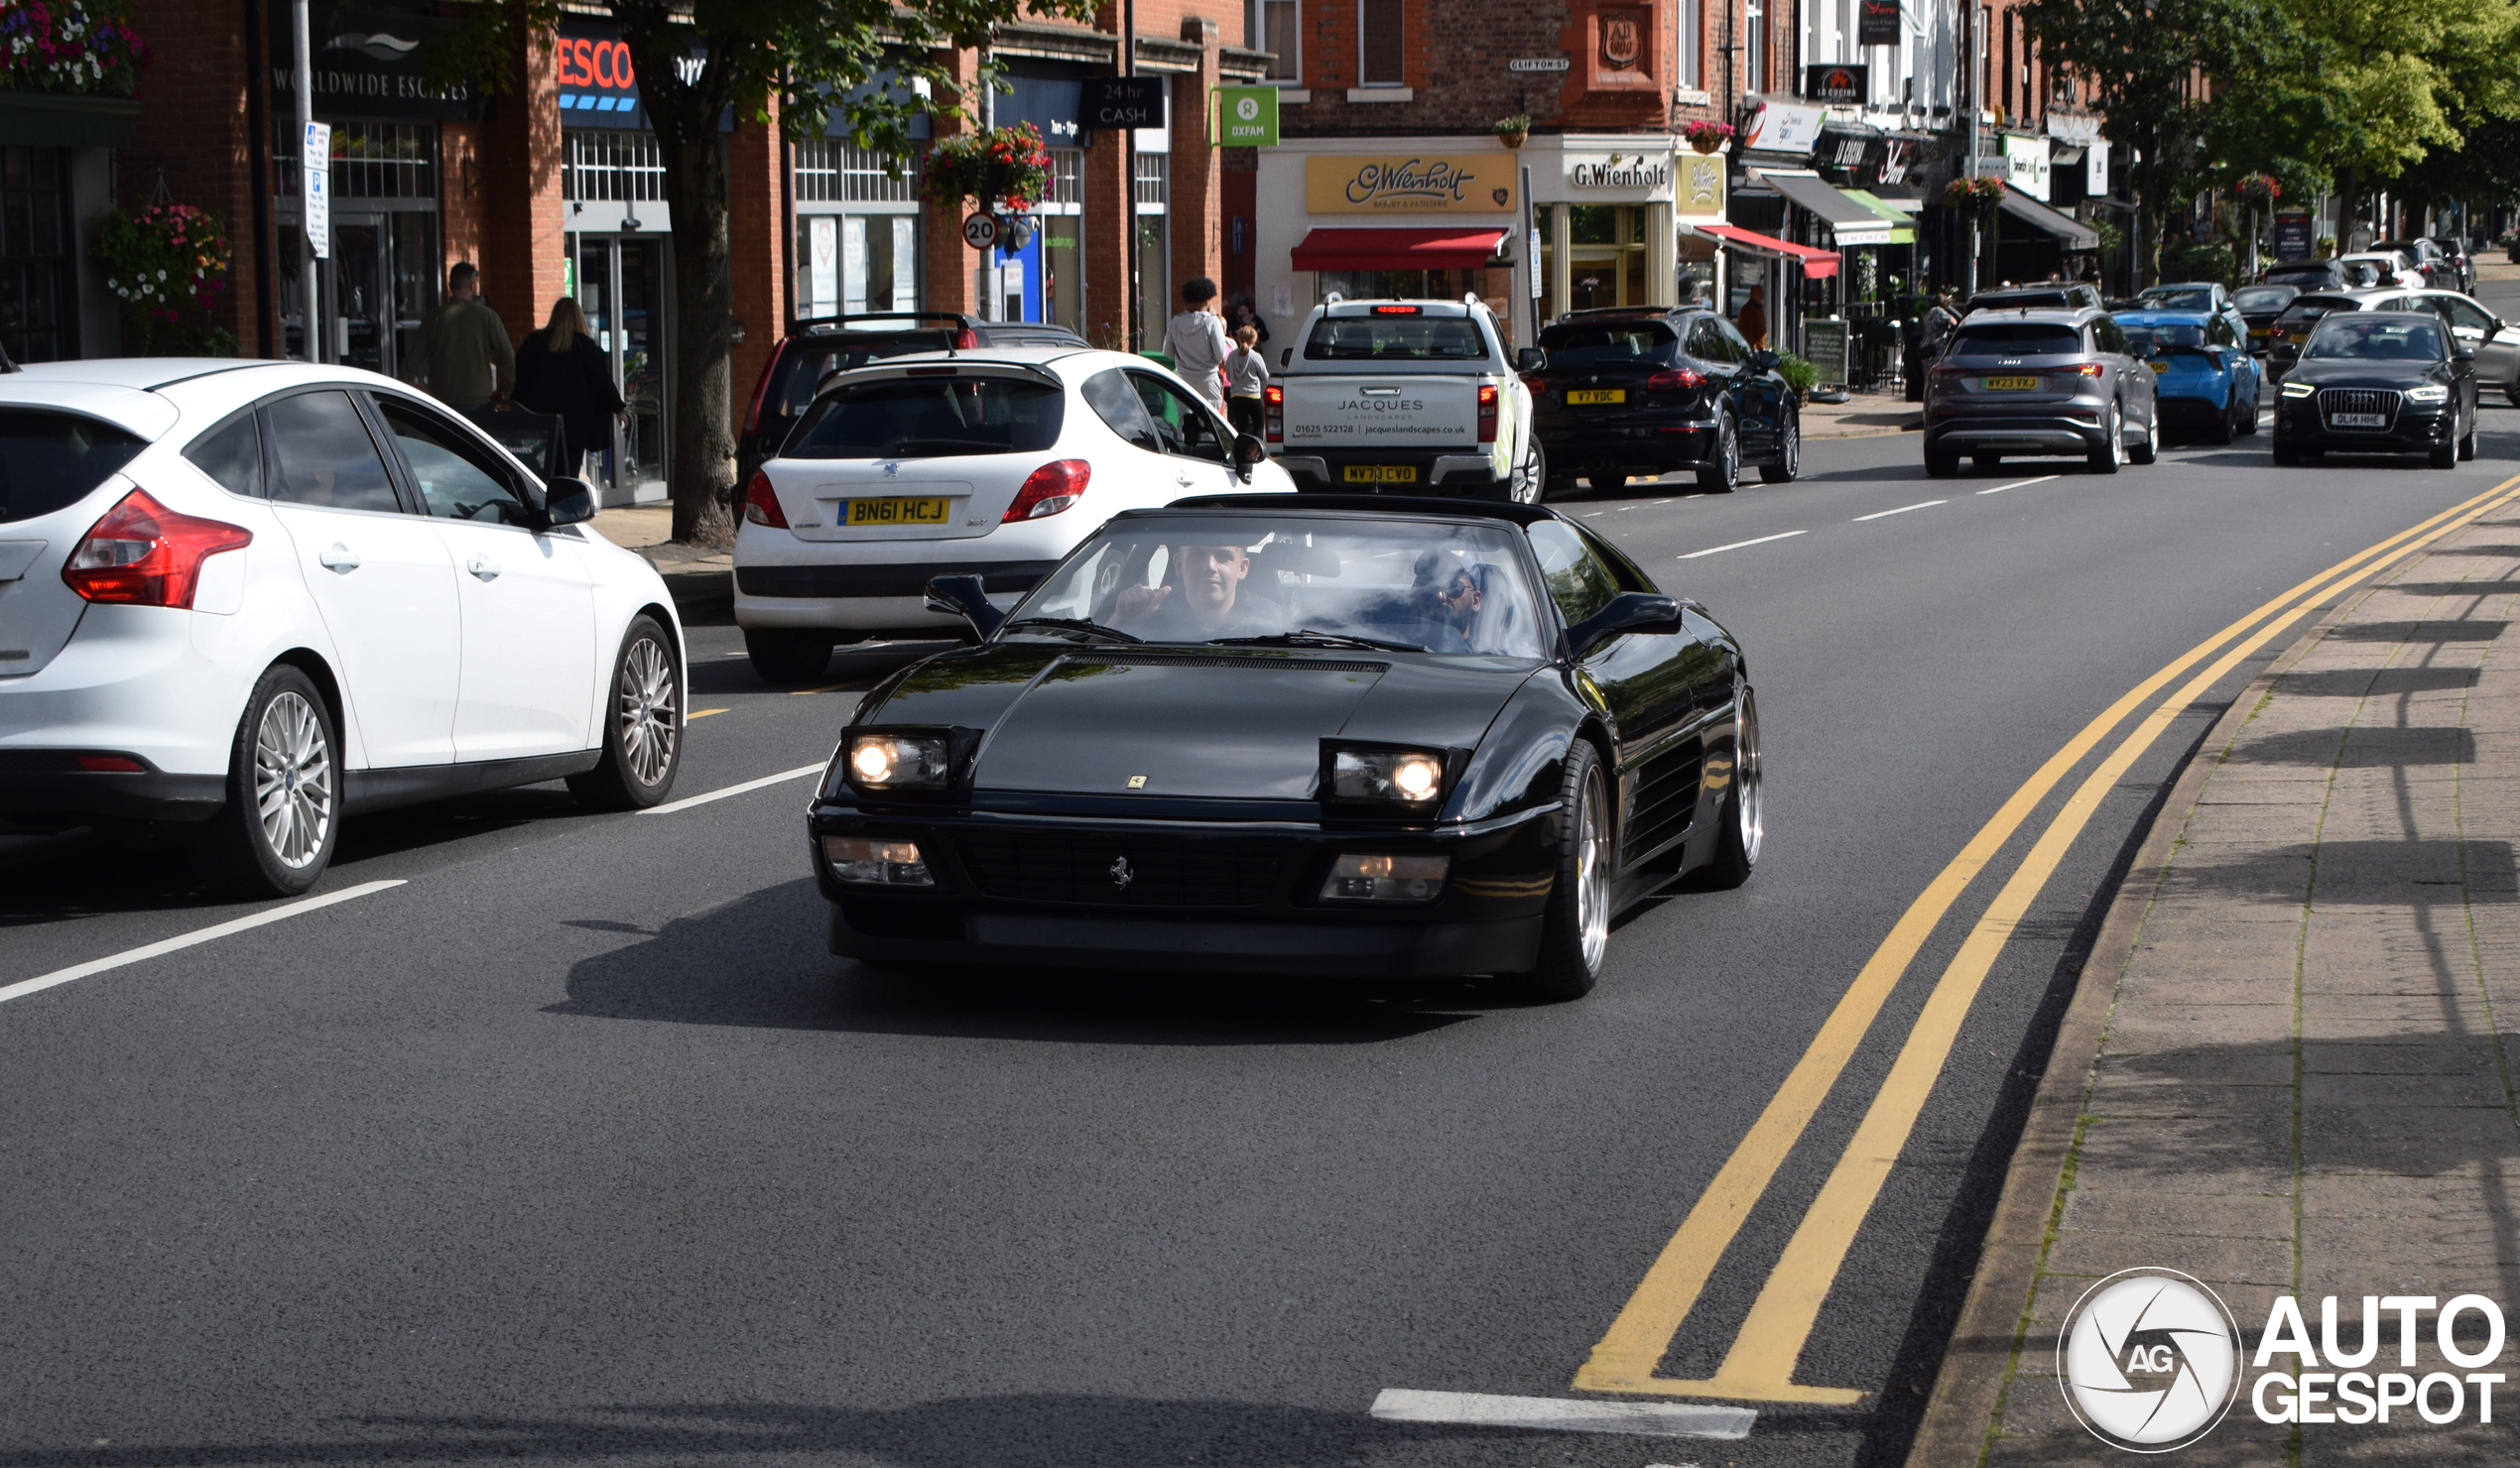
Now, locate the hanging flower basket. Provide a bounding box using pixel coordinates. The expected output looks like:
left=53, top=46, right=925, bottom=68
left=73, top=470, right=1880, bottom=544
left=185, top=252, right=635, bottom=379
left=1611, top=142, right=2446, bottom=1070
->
left=1493, top=113, right=1531, bottom=149
left=919, top=123, right=1053, bottom=214
left=0, top=0, right=149, bottom=96
left=1945, top=174, right=2006, bottom=213
left=94, top=200, right=233, bottom=355
left=2234, top=173, right=2280, bottom=204
left=1682, top=120, right=1734, bottom=154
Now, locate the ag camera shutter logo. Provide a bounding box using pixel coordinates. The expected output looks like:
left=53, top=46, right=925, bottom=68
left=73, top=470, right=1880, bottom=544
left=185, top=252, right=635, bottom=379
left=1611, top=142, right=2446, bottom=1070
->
left=2058, top=1269, right=2242, bottom=1452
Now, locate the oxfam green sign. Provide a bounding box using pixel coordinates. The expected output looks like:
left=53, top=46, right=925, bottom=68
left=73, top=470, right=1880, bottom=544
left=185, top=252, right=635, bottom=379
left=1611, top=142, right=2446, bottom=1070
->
left=1215, top=85, right=1279, bottom=147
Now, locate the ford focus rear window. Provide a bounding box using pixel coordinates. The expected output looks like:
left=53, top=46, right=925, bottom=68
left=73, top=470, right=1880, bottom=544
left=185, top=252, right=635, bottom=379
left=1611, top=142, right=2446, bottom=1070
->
left=0, top=410, right=146, bottom=524
left=1304, top=316, right=1488, bottom=361
left=1946, top=324, right=2083, bottom=357
left=782, top=376, right=1065, bottom=459
left=1537, top=322, right=1678, bottom=367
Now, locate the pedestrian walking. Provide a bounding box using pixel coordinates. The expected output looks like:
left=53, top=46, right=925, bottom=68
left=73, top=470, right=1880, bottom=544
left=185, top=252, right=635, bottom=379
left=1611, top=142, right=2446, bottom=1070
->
left=514, top=298, right=626, bottom=480
left=1164, top=276, right=1233, bottom=410
left=1224, top=324, right=1269, bottom=438
left=1735, top=283, right=1769, bottom=351
left=417, top=262, right=515, bottom=410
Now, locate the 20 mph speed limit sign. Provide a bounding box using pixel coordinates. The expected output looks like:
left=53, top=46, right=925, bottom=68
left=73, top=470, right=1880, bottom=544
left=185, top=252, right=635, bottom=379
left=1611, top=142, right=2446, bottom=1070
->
left=961, top=212, right=1000, bottom=251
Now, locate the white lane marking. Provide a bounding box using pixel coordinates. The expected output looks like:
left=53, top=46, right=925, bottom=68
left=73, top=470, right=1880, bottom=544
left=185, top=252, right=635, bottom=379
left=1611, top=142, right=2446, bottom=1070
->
left=1976, top=474, right=2061, bottom=496
left=1851, top=499, right=1946, bottom=522
left=640, top=763, right=824, bottom=816
left=1583, top=512, right=1605, bottom=519
left=1368, top=1390, right=1754, bottom=1441
left=0, top=880, right=408, bottom=1008
left=1678, top=530, right=1807, bottom=559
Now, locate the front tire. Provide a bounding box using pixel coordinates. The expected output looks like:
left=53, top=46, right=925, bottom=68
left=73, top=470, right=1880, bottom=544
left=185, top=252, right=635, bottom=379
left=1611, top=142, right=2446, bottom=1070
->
left=192, top=665, right=339, bottom=898
left=569, top=615, right=684, bottom=810
left=1758, top=407, right=1801, bottom=483
left=747, top=628, right=833, bottom=683
left=1696, top=415, right=1739, bottom=493
left=1498, top=740, right=1610, bottom=1002
left=2430, top=439, right=2458, bottom=469
left=1925, top=443, right=1959, bottom=477
left=2272, top=441, right=2301, bottom=465
left=1690, top=685, right=1763, bottom=891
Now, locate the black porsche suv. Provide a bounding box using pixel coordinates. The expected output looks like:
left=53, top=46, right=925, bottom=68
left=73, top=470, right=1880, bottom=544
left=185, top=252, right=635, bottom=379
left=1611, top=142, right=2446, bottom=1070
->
left=1524, top=306, right=1800, bottom=495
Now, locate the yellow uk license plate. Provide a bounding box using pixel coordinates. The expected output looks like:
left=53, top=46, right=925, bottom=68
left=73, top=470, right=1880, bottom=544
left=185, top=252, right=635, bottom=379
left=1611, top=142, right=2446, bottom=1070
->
left=1566, top=389, right=1626, bottom=405
left=1982, top=376, right=2038, bottom=390
left=2146, top=361, right=2169, bottom=374
left=846, top=496, right=951, bottom=526
left=1342, top=465, right=1418, bottom=483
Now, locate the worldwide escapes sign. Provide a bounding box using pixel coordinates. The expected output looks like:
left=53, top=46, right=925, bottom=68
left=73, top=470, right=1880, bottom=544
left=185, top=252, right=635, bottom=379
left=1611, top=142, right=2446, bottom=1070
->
left=1304, top=155, right=1517, bottom=213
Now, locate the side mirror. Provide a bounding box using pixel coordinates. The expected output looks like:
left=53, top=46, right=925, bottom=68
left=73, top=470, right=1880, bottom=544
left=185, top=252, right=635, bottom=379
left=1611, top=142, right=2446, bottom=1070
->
left=1515, top=346, right=1547, bottom=372
left=1565, top=591, right=1683, bottom=660
left=1231, top=432, right=1268, bottom=482
left=1747, top=349, right=1782, bottom=372
left=923, top=574, right=1006, bottom=638
left=542, top=477, right=598, bottom=528
left=2455, top=346, right=2477, bottom=364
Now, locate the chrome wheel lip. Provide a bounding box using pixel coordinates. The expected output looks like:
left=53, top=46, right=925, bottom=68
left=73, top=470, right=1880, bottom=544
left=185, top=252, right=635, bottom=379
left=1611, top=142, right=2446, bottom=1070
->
left=1781, top=416, right=1800, bottom=476
left=1737, top=690, right=1764, bottom=868
left=252, top=690, right=331, bottom=870
left=1575, top=768, right=1610, bottom=973
left=1512, top=439, right=1545, bottom=504
left=617, top=636, right=679, bottom=789
left=2108, top=404, right=2125, bottom=464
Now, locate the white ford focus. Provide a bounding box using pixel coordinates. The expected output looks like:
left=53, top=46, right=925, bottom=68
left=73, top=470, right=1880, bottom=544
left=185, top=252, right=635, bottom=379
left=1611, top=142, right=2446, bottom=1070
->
left=0, top=359, right=686, bottom=895
left=732, top=346, right=1297, bottom=681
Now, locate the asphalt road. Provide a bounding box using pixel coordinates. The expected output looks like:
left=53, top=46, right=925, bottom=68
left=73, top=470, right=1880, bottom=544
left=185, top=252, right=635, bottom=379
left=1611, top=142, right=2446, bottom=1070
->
left=6, top=354, right=2520, bottom=1467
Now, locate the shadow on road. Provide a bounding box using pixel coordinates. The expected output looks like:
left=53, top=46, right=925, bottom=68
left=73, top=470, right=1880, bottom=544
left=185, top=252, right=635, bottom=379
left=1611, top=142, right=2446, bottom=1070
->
left=548, top=878, right=1475, bottom=1046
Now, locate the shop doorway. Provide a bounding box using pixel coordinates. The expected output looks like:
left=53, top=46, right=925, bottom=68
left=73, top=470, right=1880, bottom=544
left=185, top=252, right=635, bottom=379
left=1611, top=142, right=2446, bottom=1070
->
left=571, top=234, right=670, bottom=504
left=307, top=210, right=438, bottom=378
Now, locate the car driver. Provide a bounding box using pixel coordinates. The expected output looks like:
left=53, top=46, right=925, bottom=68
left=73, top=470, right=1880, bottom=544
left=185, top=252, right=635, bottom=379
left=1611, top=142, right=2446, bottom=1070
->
left=1403, top=550, right=1486, bottom=652
left=1114, top=544, right=1276, bottom=639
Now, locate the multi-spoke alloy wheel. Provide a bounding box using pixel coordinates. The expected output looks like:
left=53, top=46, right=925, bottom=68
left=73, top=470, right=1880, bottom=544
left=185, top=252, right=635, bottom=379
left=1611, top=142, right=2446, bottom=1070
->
left=616, top=633, right=679, bottom=789
left=253, top=690, right=333, bottom=870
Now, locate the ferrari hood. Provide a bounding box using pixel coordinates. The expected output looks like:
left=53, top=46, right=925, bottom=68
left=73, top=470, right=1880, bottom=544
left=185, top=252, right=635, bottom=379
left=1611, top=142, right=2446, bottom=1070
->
left=873, top=647, right=1538, bottom=801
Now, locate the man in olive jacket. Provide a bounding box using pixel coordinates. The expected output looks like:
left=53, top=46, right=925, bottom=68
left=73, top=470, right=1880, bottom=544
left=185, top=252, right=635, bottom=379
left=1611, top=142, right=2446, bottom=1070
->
left=419, top=261, right=515, bottom=409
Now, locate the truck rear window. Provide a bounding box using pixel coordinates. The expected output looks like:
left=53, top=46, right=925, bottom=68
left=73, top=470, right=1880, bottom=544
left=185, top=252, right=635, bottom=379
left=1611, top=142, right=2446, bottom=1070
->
left=1305, top=315, right=1488, bottom=361
left=0, top=410, right=146, bottom=524
left=1946, top=324, right=2083, bottom=357
left=782, top=377, right=1064, bottom=459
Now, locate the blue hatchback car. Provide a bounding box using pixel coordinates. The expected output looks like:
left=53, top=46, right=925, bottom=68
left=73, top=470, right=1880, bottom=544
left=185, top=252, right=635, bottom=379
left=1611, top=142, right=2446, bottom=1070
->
left=2112, top=309, right=2264, bottom=443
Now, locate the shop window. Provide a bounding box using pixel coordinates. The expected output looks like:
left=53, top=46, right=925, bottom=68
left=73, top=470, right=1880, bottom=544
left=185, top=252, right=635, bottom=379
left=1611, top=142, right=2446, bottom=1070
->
left=1744, top=0, right=1764, bottom=93
left=1258, top=0, right=1301, bottom=81
left=563, top=131, right=666, bottom=202
left=0, top=147, right=71, bottom=363
left=268, top=121, right=438, bottom=201
left=794, top=140, right=916, bottom=204
left=1553, top=203, right=1649, bottom=315
left=1358, top=0, right=1404, bottom=85
left=1052, top=149, right=1084, bottom=206
left=1135, top=153, right=1169, bottom=351
left=1678, top=0, right=1700, bottom=87
left=796, top=214, right=917, bottom=317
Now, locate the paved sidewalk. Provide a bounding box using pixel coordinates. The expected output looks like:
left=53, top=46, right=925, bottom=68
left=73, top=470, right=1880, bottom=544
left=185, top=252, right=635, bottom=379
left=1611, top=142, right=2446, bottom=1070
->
left=1911, top=507, right=2520, bottom=1464
left=1803, top=391, right=1921, bottom=439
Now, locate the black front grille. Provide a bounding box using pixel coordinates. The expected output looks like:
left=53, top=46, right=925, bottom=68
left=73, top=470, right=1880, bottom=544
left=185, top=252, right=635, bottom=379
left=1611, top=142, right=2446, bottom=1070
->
left=954, top=831, right=1290, bottom=908
left=2318, top=388, right=2401, bottom=430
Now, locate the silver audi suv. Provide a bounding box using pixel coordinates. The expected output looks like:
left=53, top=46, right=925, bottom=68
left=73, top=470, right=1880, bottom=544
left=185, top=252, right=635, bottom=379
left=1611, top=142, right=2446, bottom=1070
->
left=1923, top=306, right=2161, bottom=475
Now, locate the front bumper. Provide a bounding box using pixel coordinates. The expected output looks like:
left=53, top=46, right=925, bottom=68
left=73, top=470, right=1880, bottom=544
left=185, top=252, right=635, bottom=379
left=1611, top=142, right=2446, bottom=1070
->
left=1272, top=449, right=1502, bottom=494
left=808, top=797, right=1556, bottom=977
left=2274, top=402, right=2454, bottom=454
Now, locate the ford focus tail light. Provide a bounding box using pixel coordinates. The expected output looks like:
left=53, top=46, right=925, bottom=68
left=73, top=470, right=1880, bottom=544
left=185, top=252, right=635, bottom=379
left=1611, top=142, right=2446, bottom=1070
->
left=62, top=489, right=250, bottom=608
left=1004, top=458, right=1090, bottom=521
left=741, top=469, right=790, bottom=529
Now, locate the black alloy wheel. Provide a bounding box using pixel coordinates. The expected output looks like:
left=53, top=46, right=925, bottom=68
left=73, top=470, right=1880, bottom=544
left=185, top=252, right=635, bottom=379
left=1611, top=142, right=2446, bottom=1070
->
left=569, top=615, right=684, bottom=810
left=747, top=628, right=834, bottom=684
left=1758, top=406, right=1801, bottom=483
left=1697, top=414, right=1739, bottom=493
left=193, top=664, right=339, bottom=898
left=1499, top=739, right=1611, bottom=1002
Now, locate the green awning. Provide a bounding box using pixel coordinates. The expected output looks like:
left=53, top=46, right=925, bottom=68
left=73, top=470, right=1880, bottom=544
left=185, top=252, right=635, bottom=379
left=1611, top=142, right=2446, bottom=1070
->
left=1841, top=188, right=1917, bottom=246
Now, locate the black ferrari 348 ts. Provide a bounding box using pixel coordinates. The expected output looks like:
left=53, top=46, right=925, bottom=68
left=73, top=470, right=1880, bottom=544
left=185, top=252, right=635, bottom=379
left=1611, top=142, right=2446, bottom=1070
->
left=807, top=496, right=1761, bottom=1000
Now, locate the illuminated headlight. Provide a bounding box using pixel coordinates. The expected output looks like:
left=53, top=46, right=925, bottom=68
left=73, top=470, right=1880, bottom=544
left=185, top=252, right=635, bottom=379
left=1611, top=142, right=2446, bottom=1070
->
left=1328, top=747, right=1448, bottom=804
left=1321, top=853, right=1450, bottom=902
left=845, top=732, right=950, bottom=790
left=2281, top=380, right=2315, bottom=398
left=2406, top=385, right=2450, bottom=404
left=823, top=835, right=934, bottom=886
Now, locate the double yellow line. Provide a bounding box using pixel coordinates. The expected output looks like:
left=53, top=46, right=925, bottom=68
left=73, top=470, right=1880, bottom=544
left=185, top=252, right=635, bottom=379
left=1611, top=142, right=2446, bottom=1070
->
left=1574, top=471, right=2520, bottom=1406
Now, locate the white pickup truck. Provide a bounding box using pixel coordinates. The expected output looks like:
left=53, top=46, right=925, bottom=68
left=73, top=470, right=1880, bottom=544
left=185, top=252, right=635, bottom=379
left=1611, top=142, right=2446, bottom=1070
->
left=1266, top=297, right=1544, bottom=501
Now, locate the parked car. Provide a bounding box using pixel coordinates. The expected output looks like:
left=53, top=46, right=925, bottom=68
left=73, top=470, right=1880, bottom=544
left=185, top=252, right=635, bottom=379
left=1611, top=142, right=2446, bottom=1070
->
left=0, top=359, right=686, bottom=895
left=2273, top=311, right=2477, bottom=468
left=2334, top=252, right=2426, bottom=290
left=2232, top=284, right=2300, bottom=354
left=1968, top=283, right=2107, bottom=311
left=2427, top=237, right=2479, bottom=294
left=2372, top=238, right=2458, bottom=291
left=1923, top=307, right=2161, bottom=475
left=2266, top=291, right=2391, bottom=381
left=2113, top=309, right=2263, bottom=442
left=2367, top=289, right=2520, bottom=408
left=737, top=312, right=1089, bottom=484
left=1267, top=297, right=1542, bottom=501
left=817, top=494, right=1761, bottom=1000
left=2262, top=261, right=2347, bottom=292
left=733, top=346, right=1295, bottom=682
left=1522, top=305, right=1800, bottom=495
left=2132, top=283, right=2251, bottom=345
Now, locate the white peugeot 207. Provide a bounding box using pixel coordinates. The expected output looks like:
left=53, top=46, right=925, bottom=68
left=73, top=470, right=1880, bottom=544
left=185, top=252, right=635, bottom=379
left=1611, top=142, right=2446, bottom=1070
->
left=733, top=346, right=1297, bottom=680
left=0, top=358, right=687, bottom=896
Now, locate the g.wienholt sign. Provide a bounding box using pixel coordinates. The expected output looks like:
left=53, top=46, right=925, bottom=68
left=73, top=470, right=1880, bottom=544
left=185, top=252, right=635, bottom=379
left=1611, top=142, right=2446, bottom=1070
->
left=1568, top=157, right=1672, bottom=190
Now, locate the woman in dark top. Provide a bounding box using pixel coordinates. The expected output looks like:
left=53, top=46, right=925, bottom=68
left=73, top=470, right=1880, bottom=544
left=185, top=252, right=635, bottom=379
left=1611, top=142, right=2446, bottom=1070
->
left=514, top=298, right=624, bottom=477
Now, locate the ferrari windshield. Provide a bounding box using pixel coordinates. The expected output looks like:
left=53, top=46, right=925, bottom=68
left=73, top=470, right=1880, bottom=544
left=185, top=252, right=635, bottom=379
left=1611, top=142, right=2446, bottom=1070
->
left=1011, top=515, right=1551, bottom=658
